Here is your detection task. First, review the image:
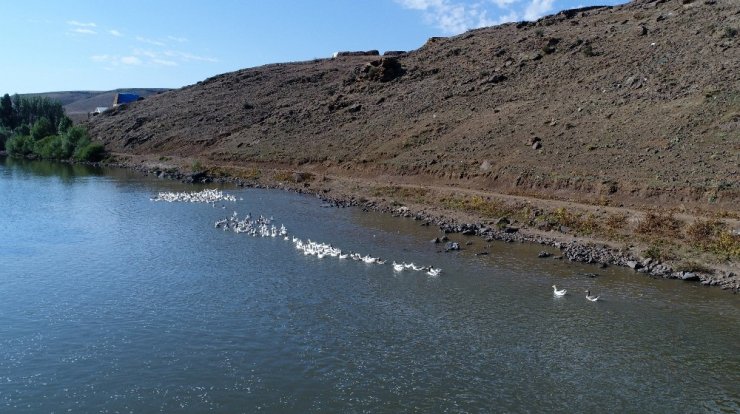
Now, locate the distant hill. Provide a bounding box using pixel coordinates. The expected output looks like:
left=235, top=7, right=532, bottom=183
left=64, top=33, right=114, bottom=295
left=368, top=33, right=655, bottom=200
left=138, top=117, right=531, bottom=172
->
left=25, top=89, right=170, bottom=122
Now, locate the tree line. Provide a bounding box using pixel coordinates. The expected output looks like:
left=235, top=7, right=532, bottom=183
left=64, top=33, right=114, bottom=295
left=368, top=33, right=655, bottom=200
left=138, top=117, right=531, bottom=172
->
left=0, top=93, right=105, bottom=162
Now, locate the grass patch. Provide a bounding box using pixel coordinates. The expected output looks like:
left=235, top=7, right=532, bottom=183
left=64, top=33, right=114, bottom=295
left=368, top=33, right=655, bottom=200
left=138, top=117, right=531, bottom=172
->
left=546, top=207, right=602, bottom=235
left=241, top=167, right=261, bottom=180
left=440, top=195, right=523, bottom=219
left=643, top=244, right=674, bottom=262
left=636, top=211, right=682, bottom=238
left=191, top=160, right=204, bottom=172
left=686, top=219, right=740, bottom=257
left=273, top=171, right=294, bottom=182
left=603, top=213, right=628, bottom=237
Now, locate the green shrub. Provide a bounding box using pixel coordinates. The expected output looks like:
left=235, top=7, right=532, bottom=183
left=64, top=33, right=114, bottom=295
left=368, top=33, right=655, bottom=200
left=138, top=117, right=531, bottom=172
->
left=6, top=135, right=35, bottom=156
left=74, top=142, right=106, bottom=162
left=0, top=126, right=11, bottom=151
left=34, top=135, right=61, bottom=159
left=64, top=126, right=89, bottom=147
left=30, top=117, right=55, bottom=141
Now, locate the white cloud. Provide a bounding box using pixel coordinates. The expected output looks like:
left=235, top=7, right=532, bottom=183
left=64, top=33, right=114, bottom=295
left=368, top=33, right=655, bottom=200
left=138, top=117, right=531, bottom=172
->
left=396, top=0, right=497, bottom=34
left=133, top=48, right=159, bottom=58
left=489, top=0, right=518, bottom=8
left=91, top=54, right=112, bottom=63
left=162, top=50, right=218, bottom=63
left=72, top=28, right=97, bottom=35
left=152, top=59, right=178, bottom=66
left=136, top=36, right=166, bottom=46
left=523, top=0, right=554, bottom=20
left=109, top=29, right=123, bottom=37
left=120, top=56, right=142, bottom=65
left=90, top=54, right=142, bottom=66
left=397, top=0, right=444, bottom=9
left=495, top=10, right=520, bottom=24
left=167, top=35, right=188, bottom=43
left=67, top=20, right=96, bottom=27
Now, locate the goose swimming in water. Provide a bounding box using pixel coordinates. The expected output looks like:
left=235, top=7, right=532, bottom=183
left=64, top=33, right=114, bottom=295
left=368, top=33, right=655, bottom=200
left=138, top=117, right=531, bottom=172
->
left=426, top=267, right=441, bottom=277
left=552, top=285, right=567, bottom=297
left=585, top=290, right=600, bottom=302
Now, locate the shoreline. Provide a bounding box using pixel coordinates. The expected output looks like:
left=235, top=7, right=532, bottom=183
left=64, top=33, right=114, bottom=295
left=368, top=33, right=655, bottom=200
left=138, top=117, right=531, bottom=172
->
left=99, top=155, right=739, bottom=293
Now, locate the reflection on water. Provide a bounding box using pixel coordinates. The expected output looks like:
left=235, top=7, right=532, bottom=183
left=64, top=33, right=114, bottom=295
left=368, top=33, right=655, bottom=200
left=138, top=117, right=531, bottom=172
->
left=2, top=156, right=105, bottom=181
left=0, top=158, right=738, bottom=413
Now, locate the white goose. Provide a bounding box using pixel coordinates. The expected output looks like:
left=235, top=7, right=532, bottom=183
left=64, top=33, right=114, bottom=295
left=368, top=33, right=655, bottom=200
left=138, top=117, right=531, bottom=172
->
left=426, top=267, right=441, bottom=277
left=585, top=290, right=600, bottom=302
left=552, top=285, right=567, bottom=297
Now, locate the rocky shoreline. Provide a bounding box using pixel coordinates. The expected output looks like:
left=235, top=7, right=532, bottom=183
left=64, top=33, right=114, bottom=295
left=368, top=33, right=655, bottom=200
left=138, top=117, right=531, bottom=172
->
left=110, top=160, right=739, bottom=293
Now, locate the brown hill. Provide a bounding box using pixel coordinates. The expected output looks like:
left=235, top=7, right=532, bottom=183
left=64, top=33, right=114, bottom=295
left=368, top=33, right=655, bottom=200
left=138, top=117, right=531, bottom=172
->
left=88, top=0, right=739, bottom=212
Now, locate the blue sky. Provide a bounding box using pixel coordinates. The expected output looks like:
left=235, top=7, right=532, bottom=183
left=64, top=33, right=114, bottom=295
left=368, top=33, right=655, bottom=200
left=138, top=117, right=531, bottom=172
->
left=1, top=0, right=625, bottom=93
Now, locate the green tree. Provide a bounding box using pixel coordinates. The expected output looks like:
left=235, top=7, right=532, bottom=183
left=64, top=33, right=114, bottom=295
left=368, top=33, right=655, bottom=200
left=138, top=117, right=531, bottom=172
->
left=30, top=117, right=54, bottom=141
left=0, top=93, right=14, bottom=129
left=0, top=126, right=11, bottom=151
left=57, top=116, right=72, bottom=134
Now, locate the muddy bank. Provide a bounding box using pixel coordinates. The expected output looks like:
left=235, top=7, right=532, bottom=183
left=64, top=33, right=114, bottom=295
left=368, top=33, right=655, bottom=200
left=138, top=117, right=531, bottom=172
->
left=106, top=158, right=739, bottom=293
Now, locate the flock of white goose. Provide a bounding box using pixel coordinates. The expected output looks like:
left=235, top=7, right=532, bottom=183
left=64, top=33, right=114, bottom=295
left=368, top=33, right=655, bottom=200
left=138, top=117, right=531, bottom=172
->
left=215, top=212, right=287, bottom=237
left=151, top=189, right=239, bottom=203
left=150, top=189, right=442, bottom=277
left=291, top=238, right=442, bottom=277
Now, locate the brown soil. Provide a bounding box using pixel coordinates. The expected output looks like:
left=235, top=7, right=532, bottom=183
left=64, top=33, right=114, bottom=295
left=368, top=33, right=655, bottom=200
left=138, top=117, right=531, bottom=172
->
left=86, top=0, right=739, bottom=286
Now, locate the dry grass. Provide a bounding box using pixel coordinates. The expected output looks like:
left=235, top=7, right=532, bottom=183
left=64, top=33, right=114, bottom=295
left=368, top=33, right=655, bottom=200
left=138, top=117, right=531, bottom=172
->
left=440, top=195, right=524, bottom=220
left=239, top=167, right=261, bottom=180
left=636, top=211, right=683, bottom=238
left=686, top=219, right=740, bottom=258
left=273, top=171, right=294, bottom=182
left=603, top=213, right=628, bottom=238
left=643, top=244, right=675, bottom=262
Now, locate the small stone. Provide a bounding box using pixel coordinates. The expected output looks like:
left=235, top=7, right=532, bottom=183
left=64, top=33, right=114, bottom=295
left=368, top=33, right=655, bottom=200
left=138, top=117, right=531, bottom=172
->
left=538, top=251, right=552, bottom=258
left=681, top=272, right=700, bottom=281
left=627, top=260, right=642, bottom=269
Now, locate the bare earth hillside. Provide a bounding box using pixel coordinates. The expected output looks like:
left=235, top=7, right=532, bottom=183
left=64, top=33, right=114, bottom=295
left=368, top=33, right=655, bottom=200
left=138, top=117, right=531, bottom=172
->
left=86, top=0, right=739, bottom=288
left=89, top=0, right=738, bottom=212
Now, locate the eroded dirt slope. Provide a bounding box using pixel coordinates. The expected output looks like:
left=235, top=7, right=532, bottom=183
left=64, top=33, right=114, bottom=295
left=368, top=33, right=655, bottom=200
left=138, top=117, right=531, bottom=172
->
left=88, top=0, right=739, bottom=212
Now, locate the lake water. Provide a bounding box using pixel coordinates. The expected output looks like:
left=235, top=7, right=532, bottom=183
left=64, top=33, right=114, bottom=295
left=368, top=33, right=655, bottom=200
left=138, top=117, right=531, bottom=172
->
left=1, top=157, right=738, bottom=413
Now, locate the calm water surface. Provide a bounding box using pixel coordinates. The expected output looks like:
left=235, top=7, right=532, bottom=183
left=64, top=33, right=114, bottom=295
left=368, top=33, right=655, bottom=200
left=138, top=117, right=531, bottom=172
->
left=1, top=157, right=738, bottom=413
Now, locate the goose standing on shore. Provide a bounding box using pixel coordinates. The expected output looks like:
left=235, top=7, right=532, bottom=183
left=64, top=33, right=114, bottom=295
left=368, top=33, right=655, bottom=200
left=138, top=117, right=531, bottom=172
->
left=585, top=290, right=600, bottom=302
left=552, top=285, right=567, bottom=297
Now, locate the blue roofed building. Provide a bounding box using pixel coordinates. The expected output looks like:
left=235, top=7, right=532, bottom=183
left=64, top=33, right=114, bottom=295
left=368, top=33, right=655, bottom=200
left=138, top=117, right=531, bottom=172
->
left=113, top=93, right=140, bottom=107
